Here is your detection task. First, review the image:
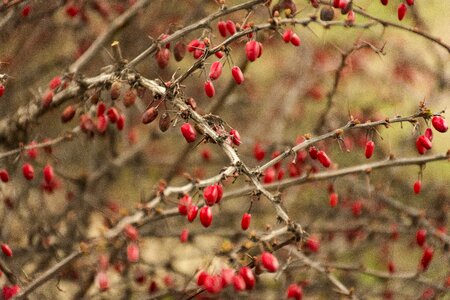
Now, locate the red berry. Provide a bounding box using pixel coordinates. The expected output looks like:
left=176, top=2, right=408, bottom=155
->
left=230, top=129, right=241, bottom=146
left=97, top=102, right=106, bottom=116
left=365, top=140, right=375, bottom=159
left=424, top=128, right=433, bottom=141
left=1, top=243, right=12, bottom=257
left=49, top=76, right=61, bottom=90
left=420, top=247, right=433, bottom=270
left=245, top=40, right=260, bottom=62
left=197, top=271, right=208, bottom=286
left=180, top=228, right=189, bottom=243
left=43, top=164, right=54, bottom=184
left=317, top=150, right=331, bottom=168
left=0, top=84, right=5, bottom=97
left=380, top=0, right=388, bottom=5
left=263, top=167, right=276, bottom=184
left=221, top=268, right=234, bottom=286
left=351, top=201, right=362, bottom=217
left=217, top=21, right=227, bottom=37
left=290, top=33, right=301, bottom=46
left=239, top=267, right=255, bottom=290
left=209, top=61, right=223, bottom=81
left=232, top=275, right=246, bottom=292
left=181, top=123, right=197, bottom=143
left=241, top=213, right=251, bottom=230
left=21, top=5, right=31, bottom=17
left=308, top=146, right=318, bottom=159
left=282, top=29, right=293, bottom=43
left=253, top=143, right=265, bottom=161
left=204, top=80, right=215, bottom=98
left=193, top=42, right=205, bottom=59
left=413, top=180, right=421, bottom=194
left=42, top=90, right=53, bottom=107
left=406, top=0, right=414, bottom=5
left=2, top=285, right=20, bottom=300
left=416, top=138, right=426, bottom=155
left=204, top=275, right=223, bottom=294
left=116, top=114, right=125, bottom=131
left=431, top=116, right=448, bottom=133
left=215, top=51, right=224, bottom=59
left=22, top=163, right=34, bottom=180
left=155, top=48, right=170, bottom=69
left=416, top=229, right=427, bottom=247
left=0, top=169, right=9, bottom=183
left=306, top=236, right=320, bottom=252
left=187, top=205, right=199, bottom=222
left=97, top=271, right=109, bottom=291
left=201, top=149, right=212, bottom=161
left=204, top=185, right=219, bottom=206
left=124, top=224, right=139, bottom=241
left=418, top=135, right=432, bottom=150
left=388, top=261, right=396, bottom=273
left=261, top=252, right=279, bottom=272
left=333, top=0, right=340, bottom=8
left=65, top=5, right=80, bottom=17
left=199, top=206, right=213, bottom=227
left=397, top=3, right=407, bottom=21
left=96, top=115, right=108, bottom=134
left=215, top=184, right=223, bottom=203
left=187, top=39, right=200, bottom=52
left=231, top=66, right=244, bottom=84
left=127, top=242, right=139, bottom=263
left=226, top=20, right=236, bottom=35
left=106, top=107, right=119, bottom=123
left=286, top=283, right=303, bottom=300
left=178, top=195, right=192, bottom=215
left=329, top=192, right=338, bottom=207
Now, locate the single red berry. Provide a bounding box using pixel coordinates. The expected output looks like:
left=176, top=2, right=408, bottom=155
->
left=106, top=107, right=119, bottom=123
left=97, top=271, right=109, bottom=291
left=116, top=114, right=125, bottom=131
left=201, top=149, right=211, bottom=161
left=215, top=51, right=224, bottom=59
left=416, top=138, right=426, bottom=155
left=49, top=76, right=62, bottom=90
left=204, top=185, right=219, bottom=206
left=308, top=146, right=318, bottom=159
left=187, top=39, right=200, bottom=52
left=406, top=0, right=414, bottom=5
left=424, top=128, right=433, bottom=141
left=290, top=33, right=301, bottom=46
left=317, top=150, right=331, bottom=168
left=209, top=61, right=223, bottom=81
left=0, top=84, right=5, bottom=97
left=416, top=229, right=427, bottom=247
left=380, top=0, right=388, bottom=5
left=193, top=42, right=205, bottom=59
left=181, top=123, right=197, bottom=143
left=253, top=143, right=265, bottom=161
left=288, top=163, right=301, bottom=177
left=215, top=184, right=223, bottom=203
left=431, top=116, right=448, bottom=133
left=42, top=90, right=54, bottom=107
left=217, top=21, right=227, bottom=37
left=225, top=20, right=236, bottom=35
left=413, top=180, right=421, bottom=194
left=124, top=224, right=139, bottom=241
left=61, top=105, right=76, bottom=123
left=22, top=163, right=34, bottom=180
left=180, top=228, right=189, bottom=243
left=178, top=195, right=192, bottom=215
left=388, top=261, right=396, bottom=273
left=155, top=48, right=170, bottom=69
left=197, top=271, right=209, bottom=286
left=43, top=164, right=54, bottom=184
left=65, top=5, right=80, bottom=17
left=199, top=206, right=213, bottom=227
left=263, top=167, right=276, bottom=184
left=277, top=168, right=285, bottom=181
left=221, top=268, right=234, bottom=287
left=230, top=129, right=241, bottom=146
left=1, top=243, right=12, bottom=257
left=282, top=29, right=293, bottom=43
left=245, top=40, right=260, bottom=62
left=148, top=280, right=158, bottom=294
left=365, top=140, right=375, bottom=159
left=204, top=80, right=215, bottom=98
left=232, top=275, right=246, bottom=292
left=0, top=169, right=9, bottom=183
left=261, top=252, right=279, bottom=272
left=96, top=102, right=106, bottom=117
left=241, top=213, right=251, bottom=230
left=333, top=0, right=340, bottom=8
left=127, top=242, right=139, bottom=263
left=397, top=3, right=407, bottom=21
left=21, top=5, right=31, bottom=17
left=286, top=283, right=303, bottom=300
left=239, top=267, right=255, bottom=290
left=96, top=115, right=108, bottom=134
left=306, top=236, right=320, bottom=252
left=420, top=247, right=434, bottom=270
left=418, top=135, right=432, bottom=150
left=231, top=66, right=244, bottom=84
left=204, top=275, right=223, bottom=294
left=187, top=205, right=199, bottom=222
left=329, top=192, right=338, bottom=207
left=2, top=285, right=20, bottom=300
left=351, top=201, right=362, bottom=217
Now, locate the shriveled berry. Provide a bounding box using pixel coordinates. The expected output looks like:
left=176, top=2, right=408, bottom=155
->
left=380, top=0, right=388, bottom=5
left=261, top=252, right=279, bottom=272
left=241, top=213, right=251, bottom=230
left=320, top=6, right=334, bottom=21
left=173, top=41, right=186, bottom=61
left=199, top=206, right=213, bottom=227
left=123, top=89, right=136, bottom=107
left=204, top=80, right=215, bottom=98
left=431, top=116, right=448, bottom=133
left=155, top=48, right=170, bottom=69
left=110, top=81, right=122, bottom=100
left=231, top=66, right=244, bottom=84
left=61, top=105, right=76, bottom=123
left=181, top=123, right=197, bottom=143
left=142, top=107, right=158, bottom=124
left=158, top=113, right=171, bottom=132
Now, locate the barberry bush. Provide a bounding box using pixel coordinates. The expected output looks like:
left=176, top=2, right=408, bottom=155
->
left=0, top=0, right=449, bottom=299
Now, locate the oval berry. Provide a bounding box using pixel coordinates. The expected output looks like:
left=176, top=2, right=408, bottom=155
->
left=282, top=29, right=293, bottom=43
left=43, top=164, right=54, bottom=184
left=225, top=20, right=236, bottom=35
left=231, top=66, right=244, bottom=84
left=261, top=252, right=279, bottom=272
left=431, top=116, right=448, bottom=133
left=329, top=193, right=338, bottom=207
left=245, top=40, right=260, bottom=62
left=290, top=33, right=301, bottom=46
left=181, top=123, right=197, bottom=143
left=365, top=140, right=375, bottom=159
left=241, top=213, right=251, bottom=230
left=397, top=3, right=407, bottom=21
left=217, top=21, right=227, bottom=37
left=204, top=185, right=219, bottom=206
left=416, top=229, right=427, bottom=247
left=420, top=247, right=433, bottom=270
left=204, top=80, right=215, bottom=98
left=380, top=0, right=388, bottom=5
left=306, top=236, right=320, bottom=252
left=209, top=61, right=223, bottom=81
left=418, top=135, right=432, bottom=150
left=413, top=180, right=421, bottom=194
left=187, top=205, right=199, bottom=222
left=286, top=283, right=303, bottom=300
left=424, top=128, right=433, bottom=141
left=142, top=107, right=158, bottom=124
left=180, top=228, right=189, bottom=243
left=232, top=275, right=246, bottom=292
left=178, top=195, right=192, bottom=215
left=1, top=243, right=13, bottom=257
left=317, top=151, right=331, bottom=168
left=253, top=143, right=265, bottom=161
left=0, top=169, right=9, bottom=183
left=230, top=129, right=241, bottom=146
left=239, top=267, right=255, bottom=290
left=187, top=39, right=200, bottom=52
left=199, top=206, right=213, bottom=227
left=22, top=163, right=34, bottom=180
left=127, top=242, right=139, bottom=263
